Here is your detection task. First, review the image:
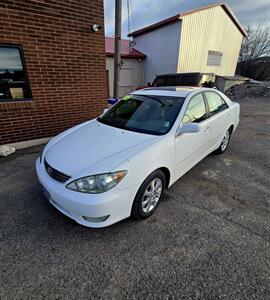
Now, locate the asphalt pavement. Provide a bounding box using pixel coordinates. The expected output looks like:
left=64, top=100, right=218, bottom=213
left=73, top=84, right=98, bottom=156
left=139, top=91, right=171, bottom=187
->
left=1, top=97, right=269, bottom=299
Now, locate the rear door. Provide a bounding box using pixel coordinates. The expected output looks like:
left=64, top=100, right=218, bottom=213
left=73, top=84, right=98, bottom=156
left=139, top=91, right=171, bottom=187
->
left=204, top=91, right=230, bottom=148
left=174, top=92, right=211, bottom=178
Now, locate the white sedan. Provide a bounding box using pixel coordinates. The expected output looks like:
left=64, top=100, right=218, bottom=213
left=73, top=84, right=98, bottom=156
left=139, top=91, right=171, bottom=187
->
left=36, top=87, right=240, bottom=228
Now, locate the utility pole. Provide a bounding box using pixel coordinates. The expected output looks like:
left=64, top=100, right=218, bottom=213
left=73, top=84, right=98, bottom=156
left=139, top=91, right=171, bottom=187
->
left=113, top=0, right=122, bottom=99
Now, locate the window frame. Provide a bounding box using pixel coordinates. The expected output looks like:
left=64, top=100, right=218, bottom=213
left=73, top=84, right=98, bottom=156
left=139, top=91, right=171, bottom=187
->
left=203, top=91, right=229, bottom=118
left=0, top=43, right=32, bottom=102
left=181, top=92, right=208, bottom=125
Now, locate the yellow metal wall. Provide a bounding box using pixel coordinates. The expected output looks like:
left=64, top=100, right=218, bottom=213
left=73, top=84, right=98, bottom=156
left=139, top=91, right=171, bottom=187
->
left=177, top=6, right=244, bottom=76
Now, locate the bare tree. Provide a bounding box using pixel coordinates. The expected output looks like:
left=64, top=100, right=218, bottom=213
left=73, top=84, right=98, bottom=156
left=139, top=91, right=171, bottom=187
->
left=237, top=25, right=270, bottom=80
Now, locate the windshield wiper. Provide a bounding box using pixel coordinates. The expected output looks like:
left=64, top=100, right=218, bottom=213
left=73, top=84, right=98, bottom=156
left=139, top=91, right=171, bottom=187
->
left=138, top=95, right=165, bottom=106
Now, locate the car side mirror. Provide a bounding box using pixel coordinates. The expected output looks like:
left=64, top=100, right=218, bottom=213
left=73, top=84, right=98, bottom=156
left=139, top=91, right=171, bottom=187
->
left=176, top=123, right=201, bottom=135
left=103, top=108, right=108, bottom=114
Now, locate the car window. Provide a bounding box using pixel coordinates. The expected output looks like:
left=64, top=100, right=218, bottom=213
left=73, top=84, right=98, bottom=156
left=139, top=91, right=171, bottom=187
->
left=182, top=93, right=207, bottom=124
left=205, top=92, right=228, bottom=117
left=98, top=95, right=185, bottom=135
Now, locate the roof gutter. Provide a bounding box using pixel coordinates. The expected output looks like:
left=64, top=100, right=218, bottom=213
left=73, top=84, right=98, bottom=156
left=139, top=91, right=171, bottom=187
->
left=127, top=14, right=181, bottom=37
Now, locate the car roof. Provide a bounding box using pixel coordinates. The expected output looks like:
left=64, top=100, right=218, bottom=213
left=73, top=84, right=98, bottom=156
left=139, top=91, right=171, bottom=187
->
left=132, top=86, right=204, bottom=97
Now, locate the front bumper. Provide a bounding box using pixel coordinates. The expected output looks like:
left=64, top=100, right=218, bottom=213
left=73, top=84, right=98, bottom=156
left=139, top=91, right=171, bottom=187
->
left=36, top=158, right=136, bottom=228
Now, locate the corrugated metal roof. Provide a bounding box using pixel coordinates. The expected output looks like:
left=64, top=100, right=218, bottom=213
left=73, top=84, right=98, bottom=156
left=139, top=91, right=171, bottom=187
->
left=105, top=37, right=146, bottom=59
left=128, top=3, right=247, bottom=38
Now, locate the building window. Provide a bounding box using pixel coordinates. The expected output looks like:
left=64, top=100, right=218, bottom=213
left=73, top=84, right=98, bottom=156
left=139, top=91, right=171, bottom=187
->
left=207, top=50, right=223, bottom=66
left=0, top=45, right=32, bottom=102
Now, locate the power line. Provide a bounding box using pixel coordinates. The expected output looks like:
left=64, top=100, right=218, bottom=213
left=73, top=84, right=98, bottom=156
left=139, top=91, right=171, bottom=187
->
left=127, top=0, right=131, bottom=36
left=130, top=0, right=135, bottom=31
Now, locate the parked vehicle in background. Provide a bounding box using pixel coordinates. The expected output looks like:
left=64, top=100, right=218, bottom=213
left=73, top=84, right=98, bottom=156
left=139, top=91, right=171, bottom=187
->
left=136, top=72, right=217, bottom=91
left=36, top=87, right=240, bottom=228
left=153, top=72, right=203, bottom=87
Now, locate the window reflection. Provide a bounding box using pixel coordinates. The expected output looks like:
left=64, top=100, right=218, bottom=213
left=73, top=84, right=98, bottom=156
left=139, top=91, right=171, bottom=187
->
left=0, top=45, right=32, bottom=101
left=183, top=94, right=207, bottom=124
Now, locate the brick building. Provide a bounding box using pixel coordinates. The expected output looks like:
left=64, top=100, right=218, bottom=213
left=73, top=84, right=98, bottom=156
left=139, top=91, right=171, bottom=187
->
left=0, top=0, right=107, bottom=146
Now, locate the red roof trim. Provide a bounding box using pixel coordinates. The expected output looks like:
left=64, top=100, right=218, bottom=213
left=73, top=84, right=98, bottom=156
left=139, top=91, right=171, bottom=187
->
left=128, top=3, right=247, bottom=38
left=105, top=37, right=146, bottom=59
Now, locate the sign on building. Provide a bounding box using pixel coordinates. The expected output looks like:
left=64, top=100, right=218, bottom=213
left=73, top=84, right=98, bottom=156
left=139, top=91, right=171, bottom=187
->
left=207, top=50, right=223, bottom=66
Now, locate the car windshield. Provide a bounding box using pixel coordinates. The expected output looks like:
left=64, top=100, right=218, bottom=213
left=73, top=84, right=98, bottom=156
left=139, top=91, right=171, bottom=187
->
left=97, top=94, right=185, bottom=135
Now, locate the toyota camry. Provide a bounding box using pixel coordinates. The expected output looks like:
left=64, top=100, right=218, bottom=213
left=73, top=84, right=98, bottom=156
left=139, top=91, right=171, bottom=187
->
left=36, top=87, right=240, bottom=228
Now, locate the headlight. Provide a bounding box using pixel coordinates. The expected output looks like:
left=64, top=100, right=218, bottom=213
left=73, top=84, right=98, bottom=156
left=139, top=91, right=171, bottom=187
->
left=66, top=170, right=127, bottom=194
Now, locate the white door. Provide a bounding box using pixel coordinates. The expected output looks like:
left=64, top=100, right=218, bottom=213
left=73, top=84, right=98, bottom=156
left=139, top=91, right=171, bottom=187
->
left=204, top=91, right=230, bottom=148
left=174, top=93, right=211, bottom=178
left=120, top=69, right=133, bottom=96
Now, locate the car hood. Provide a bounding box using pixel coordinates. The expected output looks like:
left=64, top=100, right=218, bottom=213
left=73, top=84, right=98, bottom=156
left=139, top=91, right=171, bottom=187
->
left=45, top=119, right=158, bottom=176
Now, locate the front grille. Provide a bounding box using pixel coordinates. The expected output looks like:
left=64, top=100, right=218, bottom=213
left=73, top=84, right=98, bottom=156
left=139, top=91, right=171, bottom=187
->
left=44, top=159, right=71, bottom=183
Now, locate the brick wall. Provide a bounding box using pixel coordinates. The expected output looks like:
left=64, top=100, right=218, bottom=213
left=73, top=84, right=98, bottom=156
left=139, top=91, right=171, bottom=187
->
left=0, top=0, right=107, bottom=145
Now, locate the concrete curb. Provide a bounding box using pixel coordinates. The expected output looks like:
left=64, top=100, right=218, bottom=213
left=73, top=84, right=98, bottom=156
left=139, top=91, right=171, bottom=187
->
left=1, top=137, right=52, bottom=150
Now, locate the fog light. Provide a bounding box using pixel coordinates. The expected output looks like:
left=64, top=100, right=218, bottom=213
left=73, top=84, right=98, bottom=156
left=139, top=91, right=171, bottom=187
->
left=82, top=215, right=110, bottom=223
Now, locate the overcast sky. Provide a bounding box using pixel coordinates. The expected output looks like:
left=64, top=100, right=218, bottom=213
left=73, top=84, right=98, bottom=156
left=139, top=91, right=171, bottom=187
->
left=104, top=0, right=270, bottom=37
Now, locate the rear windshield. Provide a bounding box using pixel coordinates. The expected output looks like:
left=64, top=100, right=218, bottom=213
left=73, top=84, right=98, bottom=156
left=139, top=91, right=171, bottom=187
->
left=98, top=94, right=185, bottom=135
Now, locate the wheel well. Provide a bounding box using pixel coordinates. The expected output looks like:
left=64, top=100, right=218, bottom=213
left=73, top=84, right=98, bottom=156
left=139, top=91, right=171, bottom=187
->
left=229, top=125, right=234, bottom=133
left=158, top=167, right=171, bottom=188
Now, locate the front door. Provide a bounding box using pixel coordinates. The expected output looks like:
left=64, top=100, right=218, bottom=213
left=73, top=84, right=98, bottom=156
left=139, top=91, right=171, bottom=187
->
left=174, top=93, right=211, bottom=178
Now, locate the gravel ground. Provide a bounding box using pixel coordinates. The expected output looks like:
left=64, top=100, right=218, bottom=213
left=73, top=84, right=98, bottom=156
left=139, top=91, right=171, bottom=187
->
left=0, top=97, right=270, bottom=299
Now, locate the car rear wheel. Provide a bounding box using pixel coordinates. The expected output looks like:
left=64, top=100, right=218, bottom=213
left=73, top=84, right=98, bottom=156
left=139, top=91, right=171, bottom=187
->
left=215, top=129, right=231, bottom=154
left=131, top=170, right=166, bottom=219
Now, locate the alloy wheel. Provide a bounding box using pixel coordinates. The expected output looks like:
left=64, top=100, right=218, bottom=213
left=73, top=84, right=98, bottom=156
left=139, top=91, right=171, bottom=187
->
left=221, top=130, right=230, bottom=151
left=142, top=178, right=163, bottom=213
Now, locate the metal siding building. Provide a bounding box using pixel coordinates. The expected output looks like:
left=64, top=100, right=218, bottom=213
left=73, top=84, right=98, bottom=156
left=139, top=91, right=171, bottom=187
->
left=129, top=3, right=247, bottom=84
left=178, top=5, right=243, bottom=75
left=134, top=21, right=181, bottom=84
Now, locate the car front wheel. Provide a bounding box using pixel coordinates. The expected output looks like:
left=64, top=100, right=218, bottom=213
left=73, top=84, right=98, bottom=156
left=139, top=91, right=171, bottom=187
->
left=131, top=170, right=166, bottom=219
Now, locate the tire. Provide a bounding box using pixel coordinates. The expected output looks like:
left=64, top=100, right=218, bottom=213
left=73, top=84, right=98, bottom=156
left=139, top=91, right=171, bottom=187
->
left=131, top=170, right=166, bottom=219
left=215, top=128, right=232, bottom=154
